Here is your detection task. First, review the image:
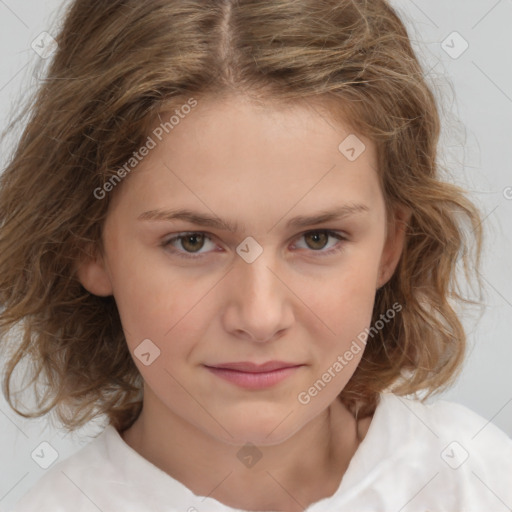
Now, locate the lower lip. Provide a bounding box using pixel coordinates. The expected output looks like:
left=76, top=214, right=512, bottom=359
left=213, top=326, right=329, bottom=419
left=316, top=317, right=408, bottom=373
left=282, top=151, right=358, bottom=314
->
left=205, top=365, right=302, bottom=389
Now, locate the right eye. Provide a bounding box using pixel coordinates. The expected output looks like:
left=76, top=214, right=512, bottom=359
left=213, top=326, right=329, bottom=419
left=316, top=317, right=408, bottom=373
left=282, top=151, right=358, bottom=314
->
left=161, top=232, right=219, bottom=259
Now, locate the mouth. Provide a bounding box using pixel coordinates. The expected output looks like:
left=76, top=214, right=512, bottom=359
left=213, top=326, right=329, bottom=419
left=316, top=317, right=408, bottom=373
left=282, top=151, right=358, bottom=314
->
left=208, top=361, right=302, bottom=372
left=203, top=361, right=304, bottom=389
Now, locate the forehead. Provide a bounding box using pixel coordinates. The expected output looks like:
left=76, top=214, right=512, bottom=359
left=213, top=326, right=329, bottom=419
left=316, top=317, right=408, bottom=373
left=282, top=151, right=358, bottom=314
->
left=109, top=95, right=383, bottom=225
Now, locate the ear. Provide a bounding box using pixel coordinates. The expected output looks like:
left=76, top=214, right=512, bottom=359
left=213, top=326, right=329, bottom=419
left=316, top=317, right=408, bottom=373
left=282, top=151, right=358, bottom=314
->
left=76, top=244, right=113, bottom=297
left=377, top=204, right=411, bottom=289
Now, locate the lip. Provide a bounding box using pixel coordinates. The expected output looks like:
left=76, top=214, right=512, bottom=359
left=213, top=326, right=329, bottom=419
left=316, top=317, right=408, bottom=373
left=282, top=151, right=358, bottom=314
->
left=204, top=361, right=304, bottom=389
left=208, top=361, right=300, bottom=372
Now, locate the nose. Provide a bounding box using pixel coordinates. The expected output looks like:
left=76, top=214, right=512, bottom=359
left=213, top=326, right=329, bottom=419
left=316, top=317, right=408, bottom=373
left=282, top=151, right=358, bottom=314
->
left=221, top=251, right=295, bottom=343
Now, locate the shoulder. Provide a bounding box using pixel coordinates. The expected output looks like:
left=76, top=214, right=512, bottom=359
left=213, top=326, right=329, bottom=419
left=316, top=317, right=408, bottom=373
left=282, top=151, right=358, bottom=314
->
left=383, top=392, right=512, bottom=444
left=338, top=392, right=512, bottom=511
left=11, top=425, right=204, bottom=512
left=11, top=426, right=120, bottom=512
left=366, top=392, right=512, bottom=510
left=377, top=391, right=512, bottom=463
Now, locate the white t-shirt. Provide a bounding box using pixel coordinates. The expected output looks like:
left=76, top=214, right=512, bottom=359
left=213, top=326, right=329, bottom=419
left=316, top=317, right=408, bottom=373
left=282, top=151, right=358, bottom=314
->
left=12, top=392, right=512, bottom=512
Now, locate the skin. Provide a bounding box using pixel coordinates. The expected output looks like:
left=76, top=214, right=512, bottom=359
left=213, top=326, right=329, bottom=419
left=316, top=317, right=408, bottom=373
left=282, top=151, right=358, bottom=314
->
left=78, top=94, right=409, bottom=511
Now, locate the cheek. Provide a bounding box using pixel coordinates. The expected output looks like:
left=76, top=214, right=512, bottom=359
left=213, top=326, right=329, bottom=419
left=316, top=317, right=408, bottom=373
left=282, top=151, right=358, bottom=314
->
left=107, top=255, right=224, bottom=382
left=295, top=246, right=382, bottom=385
left=112, top=269, right=209, bottom=344
left=302, top=251, right=380, bottom=333
left=104, top=235, right=190, bottom=344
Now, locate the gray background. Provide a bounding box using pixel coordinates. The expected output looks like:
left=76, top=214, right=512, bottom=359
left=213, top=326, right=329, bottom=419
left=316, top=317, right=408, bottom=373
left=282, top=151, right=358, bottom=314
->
left=0, top=0, right=511, bottom=509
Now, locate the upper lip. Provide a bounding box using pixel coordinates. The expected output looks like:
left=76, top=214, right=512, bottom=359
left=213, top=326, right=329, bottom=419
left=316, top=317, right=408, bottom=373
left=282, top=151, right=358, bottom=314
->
left=205, top=361, right=303, bottom=373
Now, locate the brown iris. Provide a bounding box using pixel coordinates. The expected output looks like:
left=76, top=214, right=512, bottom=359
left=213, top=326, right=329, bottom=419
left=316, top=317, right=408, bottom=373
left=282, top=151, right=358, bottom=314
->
left=303, top=231, right=329, bottom=250
left=180, top=233, right=205, bottom=253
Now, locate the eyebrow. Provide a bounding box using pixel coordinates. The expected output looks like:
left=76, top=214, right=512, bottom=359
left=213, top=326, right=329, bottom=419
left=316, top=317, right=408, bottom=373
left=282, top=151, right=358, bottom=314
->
left=137, top=204, right=370, bottom=232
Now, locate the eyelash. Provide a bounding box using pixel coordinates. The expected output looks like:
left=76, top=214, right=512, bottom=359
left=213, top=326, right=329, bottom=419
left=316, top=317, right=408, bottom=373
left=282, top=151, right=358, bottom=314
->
left=161, top=230, right=347, bottom=260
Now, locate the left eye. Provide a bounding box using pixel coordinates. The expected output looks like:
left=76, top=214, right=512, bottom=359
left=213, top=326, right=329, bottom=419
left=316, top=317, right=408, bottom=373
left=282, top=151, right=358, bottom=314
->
left=293, top=230, right=346, bottom=253
left=161, top=230, right=346, bottom=259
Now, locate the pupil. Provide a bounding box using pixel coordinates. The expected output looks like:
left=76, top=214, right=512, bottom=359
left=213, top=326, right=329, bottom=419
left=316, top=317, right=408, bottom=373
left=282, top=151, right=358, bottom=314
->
left=183, top=234, right=203, bottom=252
left=307, top=231, right=327, bottom=250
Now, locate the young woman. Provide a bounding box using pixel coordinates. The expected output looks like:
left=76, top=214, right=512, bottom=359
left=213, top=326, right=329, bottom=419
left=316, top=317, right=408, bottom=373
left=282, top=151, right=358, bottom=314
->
left=1, top=1, right=510, bottom=510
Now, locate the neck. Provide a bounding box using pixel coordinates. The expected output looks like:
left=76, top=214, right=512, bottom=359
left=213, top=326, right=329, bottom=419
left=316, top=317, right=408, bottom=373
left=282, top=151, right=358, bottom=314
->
left=121, top=391, right=372, bottom=511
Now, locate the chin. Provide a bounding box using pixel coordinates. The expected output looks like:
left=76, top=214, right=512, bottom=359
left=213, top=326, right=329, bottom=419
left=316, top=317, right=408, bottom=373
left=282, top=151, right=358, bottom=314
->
left=207, top=408, right=309, bottom=447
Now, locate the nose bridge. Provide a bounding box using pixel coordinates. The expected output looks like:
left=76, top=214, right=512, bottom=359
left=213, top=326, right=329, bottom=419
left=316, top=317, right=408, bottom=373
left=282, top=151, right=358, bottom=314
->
left=223, top=245, right=293, bottom=341
left=236, top=246, right=282, bottom=306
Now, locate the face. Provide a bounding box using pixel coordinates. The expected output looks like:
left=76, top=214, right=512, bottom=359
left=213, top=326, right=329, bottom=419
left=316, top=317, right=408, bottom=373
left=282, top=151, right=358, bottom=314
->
left=79, top=94, right=407, bottom=446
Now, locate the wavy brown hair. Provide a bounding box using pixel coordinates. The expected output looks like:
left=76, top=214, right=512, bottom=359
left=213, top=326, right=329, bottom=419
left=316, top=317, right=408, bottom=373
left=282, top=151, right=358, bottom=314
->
left=0, top=0, right=483, bottom=432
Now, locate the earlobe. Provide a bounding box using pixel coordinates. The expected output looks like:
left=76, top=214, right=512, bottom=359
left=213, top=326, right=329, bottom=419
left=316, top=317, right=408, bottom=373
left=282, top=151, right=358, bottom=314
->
left=76, top=247, right=113, bottom=297
left=377, top=205, right=411, bottom=289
